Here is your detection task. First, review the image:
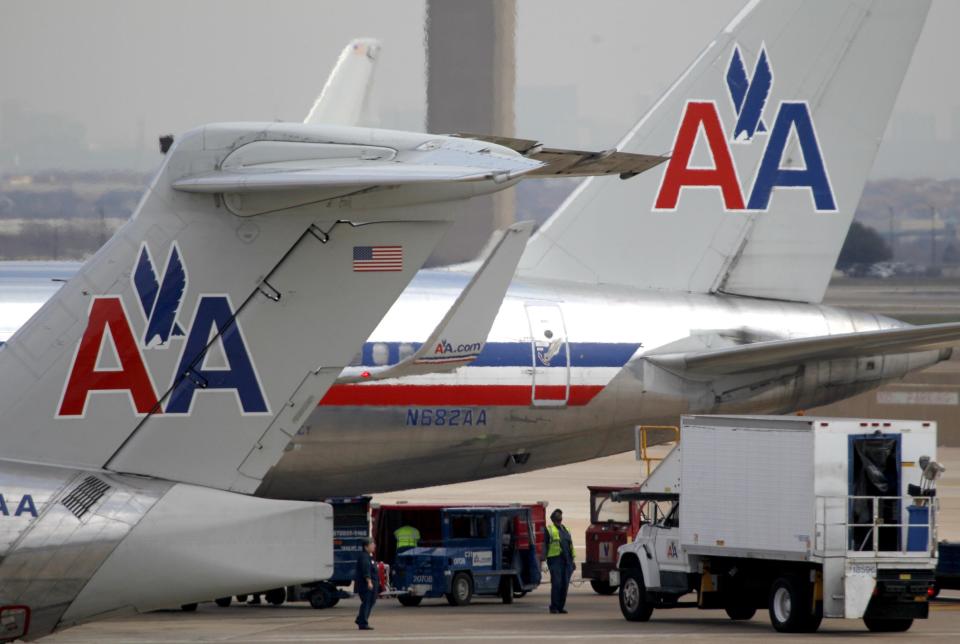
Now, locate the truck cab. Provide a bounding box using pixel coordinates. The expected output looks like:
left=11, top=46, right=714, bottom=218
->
left=390, top=506, right=543, bottom=606
left=581, top=485, right=642, bottom=594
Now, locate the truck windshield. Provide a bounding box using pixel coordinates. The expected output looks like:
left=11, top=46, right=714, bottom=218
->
left=449, top=514, right=490, bottom=539
left=595, top=496, right=630, bottom=523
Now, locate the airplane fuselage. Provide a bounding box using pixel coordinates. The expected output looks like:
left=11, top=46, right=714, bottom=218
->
left=256, top=269, right=946, bottom=499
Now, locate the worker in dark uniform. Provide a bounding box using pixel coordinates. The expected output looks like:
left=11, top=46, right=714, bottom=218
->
left=354, top=538, right=378, bottom=630
left=544, top=508, right=575, bottom=614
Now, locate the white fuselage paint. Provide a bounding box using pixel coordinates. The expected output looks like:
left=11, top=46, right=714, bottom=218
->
left=257, top=270, right=943, bottom=498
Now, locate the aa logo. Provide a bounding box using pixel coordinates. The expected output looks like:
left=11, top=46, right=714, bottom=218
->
left=654, top=43, right=836, bottom=213
left=666, top=540, right=679, bottom=559
left=58, top=243, right=268, bottom=418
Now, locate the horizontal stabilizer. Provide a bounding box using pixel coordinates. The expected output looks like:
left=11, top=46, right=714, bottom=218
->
left=454, top=133, right=667, bottom=178
left=648, top=322, right=960, bottom=376
left=171, top=162, right=522, bottom=193
left=338, top=221, right=534, bottom=383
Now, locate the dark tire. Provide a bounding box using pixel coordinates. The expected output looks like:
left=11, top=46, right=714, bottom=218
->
left=931, top=583, right=941, bottom=599
left=446, top=573, right=473, bottom=606
left=863, top=617, right=914, bottom=632
left=619, top=569, right=653, bottom=622
left=590, top=579, right=618, bottom=595
left=398, top=595, right=423, bottom=607
left=235, top=594, right=248, bottom=603
left=180, top=603, right=198, bottom=612
left=214, top=597, right=232, bottom=608
left=768, top=576, right=821, bottom=633
left=500, top=578, right=515, bottom=604
left=264, top=588, right=286, bottom=606
left=725, top=604, right=757, bottom=620
left=309, top=585, right=336, bottom=609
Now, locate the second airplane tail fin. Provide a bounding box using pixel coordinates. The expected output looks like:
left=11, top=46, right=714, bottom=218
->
left=305, top=38, right=381, bottom=127
left=518, top=0, right=930, bottom=303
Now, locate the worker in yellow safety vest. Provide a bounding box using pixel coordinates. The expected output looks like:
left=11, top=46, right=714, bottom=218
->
left=544, top=508, right=575, bottom=614
left=394, top=524, right=420, bottom=551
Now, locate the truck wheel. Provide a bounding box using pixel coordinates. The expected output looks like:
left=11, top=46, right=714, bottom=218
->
left=309, top=586, right=336, bottom=609
left=214, top=597, right=232, bottom=608
left=725, top=605, right=756, bottom=620
left=398, top=595, right=423, bottom=607
left=619, top=569, right=653, bottom=622
left=446, top=573, right=473, bottom=606
left=264, top=588, right=286, bottom=606
left=768, top=577, right=820, bottom=633
left=499, top=578, right=514, bottom=604
left=590, top=579, right=618, bottom=595
left=235, top=594, right=248, bottom=603
left=863, top=617, right=913, bottom=632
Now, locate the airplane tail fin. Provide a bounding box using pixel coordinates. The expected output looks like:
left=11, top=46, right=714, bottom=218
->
left=518, top=0, right=930, bottom=303
left=0, top=123, right=532, bottom=493
left=305, top=38, right=381, bottom=126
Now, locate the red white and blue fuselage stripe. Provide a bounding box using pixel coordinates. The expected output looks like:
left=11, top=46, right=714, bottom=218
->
left=319, top=341, right=641, bottom=407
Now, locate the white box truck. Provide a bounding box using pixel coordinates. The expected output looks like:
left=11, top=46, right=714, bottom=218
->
left=610, top=415, right=942, bottom=633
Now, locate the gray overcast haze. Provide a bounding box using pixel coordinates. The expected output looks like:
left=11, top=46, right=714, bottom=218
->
left=1, top=0, right=958, bottom=177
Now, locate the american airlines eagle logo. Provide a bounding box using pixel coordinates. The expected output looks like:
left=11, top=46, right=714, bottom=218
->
left=57, top=243, right=269, bottom=418
left=654, top=43, right=836, bottom=213
left=133, top=243, right=187, bottom=348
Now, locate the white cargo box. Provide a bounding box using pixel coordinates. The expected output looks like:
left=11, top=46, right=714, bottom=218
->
left=678, top=415, right=936, bottom=561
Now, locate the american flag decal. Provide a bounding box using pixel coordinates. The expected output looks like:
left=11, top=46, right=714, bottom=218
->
left=353, top=245, right=403, bottom=272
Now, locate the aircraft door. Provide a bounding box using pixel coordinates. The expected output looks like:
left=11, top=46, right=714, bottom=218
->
left=525, top=304, right=570, bottom=407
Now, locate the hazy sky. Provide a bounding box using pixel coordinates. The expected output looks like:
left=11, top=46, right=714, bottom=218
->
left=1, top=1, right=958, bottom=175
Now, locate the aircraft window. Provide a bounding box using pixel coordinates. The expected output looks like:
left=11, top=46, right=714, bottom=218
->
left=398, top=343, right=415, bottom=361
left=372, top=342, right=389, bottom=366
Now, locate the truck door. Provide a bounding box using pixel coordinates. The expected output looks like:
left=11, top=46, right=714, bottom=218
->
left=524, top=304, right=570, bottom=407
left=652, top=502, right=684, bottom=584
left=848, top=434, right=901, bottom=551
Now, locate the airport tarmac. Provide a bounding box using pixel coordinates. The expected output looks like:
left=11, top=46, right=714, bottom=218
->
left=44, top=446, right=960, bottom=642
left=41, top=585, right=960, bottom=643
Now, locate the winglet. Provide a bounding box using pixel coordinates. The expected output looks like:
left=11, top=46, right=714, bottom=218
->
left=305, top=38, right=381, bottom=126
left=338, top=221, right=534, bottom=383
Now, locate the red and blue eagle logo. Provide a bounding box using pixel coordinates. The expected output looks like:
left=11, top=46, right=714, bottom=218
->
left=58, top=243, right=268, bottom=418
left=654, top=44, right=836, bottom=213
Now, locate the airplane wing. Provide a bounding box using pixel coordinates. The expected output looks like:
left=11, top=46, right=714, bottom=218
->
left=647, top=322, right=960, bottom=376
left=337, top=221, right=534, bottom=384
left=453, top=133, right=667, bottom=178
left=305, top=38, right=381, bottom=127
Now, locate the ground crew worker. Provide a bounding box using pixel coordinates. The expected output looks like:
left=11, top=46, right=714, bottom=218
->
left=394, top=524, right=420, bottom=551
left=544, top=508, right=575, bottom=614
left=354, top=539, right=378, bottom=630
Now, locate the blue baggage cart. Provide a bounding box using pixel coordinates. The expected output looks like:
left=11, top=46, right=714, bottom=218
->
left=391, top=506, right=542, bottom=606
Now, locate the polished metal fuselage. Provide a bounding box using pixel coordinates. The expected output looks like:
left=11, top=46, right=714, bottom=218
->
left=0, top=460, right=171, bottom=639
left=257, top=270, right=944, bottom=499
